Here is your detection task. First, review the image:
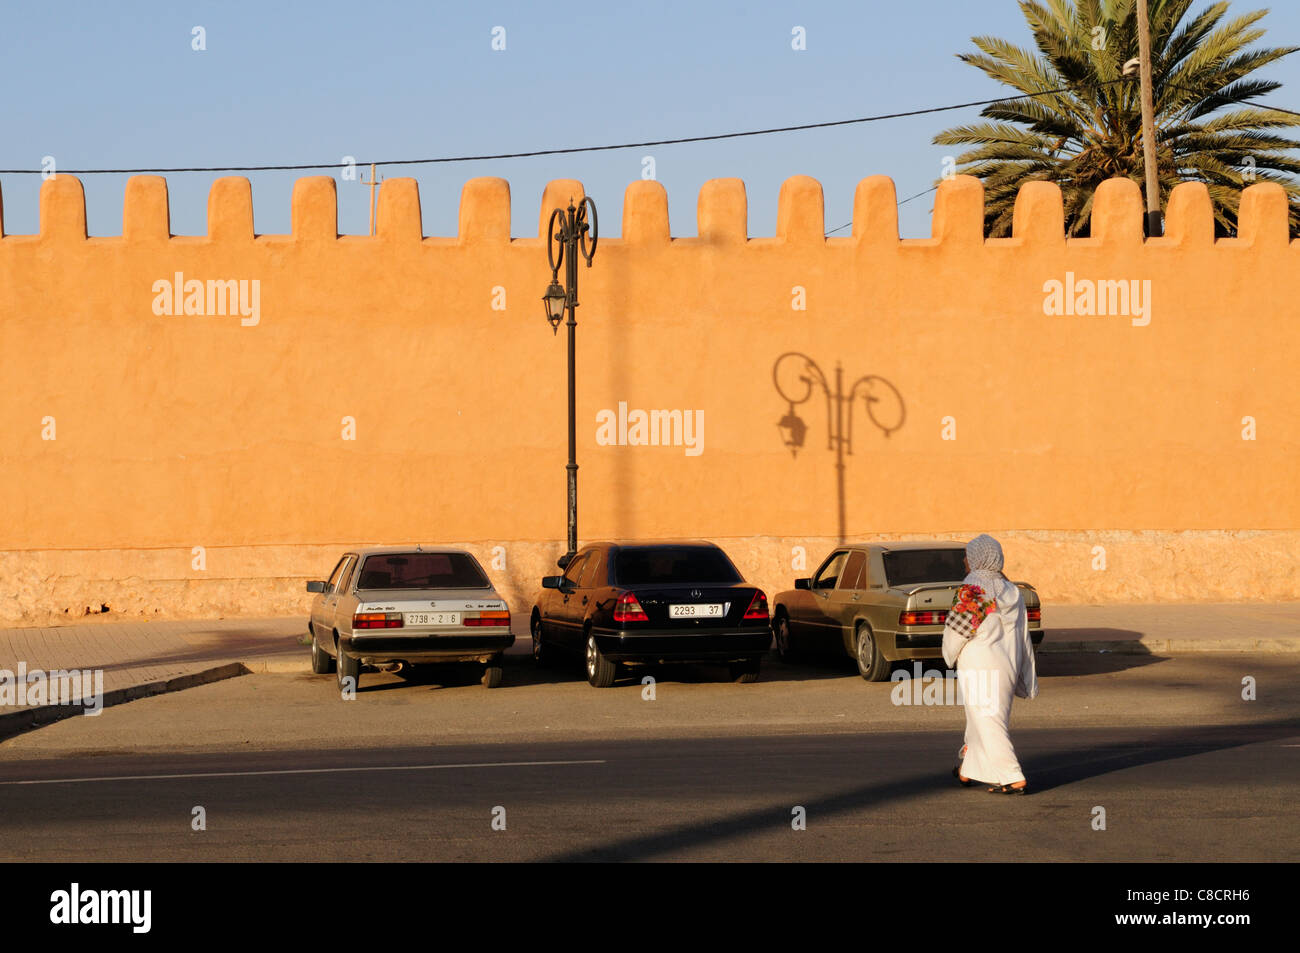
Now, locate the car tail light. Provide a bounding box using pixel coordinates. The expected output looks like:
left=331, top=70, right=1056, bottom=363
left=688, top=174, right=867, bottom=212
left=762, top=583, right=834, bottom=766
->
left=1027, top=608, right=1042, bottom=623
left=899, top=609, right=948, bottom=626
left=353, top=612, right=403, bottom=629
left=465, top=610, right=511, bottom=627
left=613, top=592, right=648, bottom=623
left=743, top=590, right=769, bottom=620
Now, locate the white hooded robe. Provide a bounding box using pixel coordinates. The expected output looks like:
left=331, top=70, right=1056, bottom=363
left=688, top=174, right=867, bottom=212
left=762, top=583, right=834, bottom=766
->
left=942, top=572, right=1038, bottom=786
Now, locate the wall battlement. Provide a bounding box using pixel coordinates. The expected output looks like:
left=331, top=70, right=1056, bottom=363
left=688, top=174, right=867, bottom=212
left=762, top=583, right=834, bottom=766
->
left=1, top=173, right=1294, bottom=249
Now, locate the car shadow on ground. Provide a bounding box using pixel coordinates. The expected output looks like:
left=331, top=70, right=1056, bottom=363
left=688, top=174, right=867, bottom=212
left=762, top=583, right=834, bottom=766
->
left=506, top=651, right=865, bottom=688
left=349, top=649, right=1174, bottom=692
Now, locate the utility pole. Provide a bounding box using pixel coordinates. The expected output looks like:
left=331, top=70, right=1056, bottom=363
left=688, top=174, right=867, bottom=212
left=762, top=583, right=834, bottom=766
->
left=361, top=163, right=382, bottom=236
left=1136, top=0, right=1163, bottom=236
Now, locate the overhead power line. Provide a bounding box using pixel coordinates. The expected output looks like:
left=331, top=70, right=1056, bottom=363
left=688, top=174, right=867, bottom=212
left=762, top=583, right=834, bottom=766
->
left=0, top=80, right=1141, bottom=175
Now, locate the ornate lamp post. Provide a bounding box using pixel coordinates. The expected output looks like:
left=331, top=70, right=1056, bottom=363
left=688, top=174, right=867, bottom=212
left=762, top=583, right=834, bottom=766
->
left=773, top=352, right=905, bottom=542
left=543, top=197, right=598, bottom=568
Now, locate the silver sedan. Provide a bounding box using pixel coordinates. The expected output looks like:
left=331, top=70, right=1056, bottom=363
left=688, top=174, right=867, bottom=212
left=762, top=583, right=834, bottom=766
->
left=307, top=547, right=513, bottom=692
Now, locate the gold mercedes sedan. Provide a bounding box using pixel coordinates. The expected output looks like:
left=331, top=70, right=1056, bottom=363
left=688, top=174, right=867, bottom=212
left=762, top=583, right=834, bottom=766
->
left=770, top=542, right=1043, bottom=681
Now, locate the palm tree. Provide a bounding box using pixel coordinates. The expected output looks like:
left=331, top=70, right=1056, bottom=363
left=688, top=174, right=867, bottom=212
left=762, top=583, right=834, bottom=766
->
left=933, top=0, right=1300, bottom=236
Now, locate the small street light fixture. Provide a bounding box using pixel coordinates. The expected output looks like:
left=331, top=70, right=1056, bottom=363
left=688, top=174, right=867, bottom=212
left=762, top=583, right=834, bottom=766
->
left=542, top=280, right=567, bottom=333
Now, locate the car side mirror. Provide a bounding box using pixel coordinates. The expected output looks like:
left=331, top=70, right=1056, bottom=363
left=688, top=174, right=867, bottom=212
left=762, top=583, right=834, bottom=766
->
left=306, top=580, right=327, bottom=593
left=794, top=578, right=811, bottom=590
left=542, top=575, right=564, bottom=590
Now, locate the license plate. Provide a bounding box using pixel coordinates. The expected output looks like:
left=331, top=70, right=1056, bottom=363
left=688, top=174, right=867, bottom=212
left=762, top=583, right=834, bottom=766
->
left=404, top=612, right=461, bottom=626
left=669, top=603, right=723, bottom=619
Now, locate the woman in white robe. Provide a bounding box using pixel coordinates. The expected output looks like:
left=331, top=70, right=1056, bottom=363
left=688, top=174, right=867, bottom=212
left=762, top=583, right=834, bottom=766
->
left=943, top=534, right=1038, bottom=794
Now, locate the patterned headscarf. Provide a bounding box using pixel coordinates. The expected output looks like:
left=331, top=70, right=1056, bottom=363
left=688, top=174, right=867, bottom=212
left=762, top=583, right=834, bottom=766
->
left=965, top=533, right=1006, bottom=607
left=965, top=534, right=1004, bottom=573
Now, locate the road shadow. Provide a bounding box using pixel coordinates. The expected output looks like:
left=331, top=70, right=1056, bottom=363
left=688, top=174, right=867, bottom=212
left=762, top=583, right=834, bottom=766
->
left=541, top=717, right=1300, bottom=861
left=1024, top=719, right=1300, bottom=793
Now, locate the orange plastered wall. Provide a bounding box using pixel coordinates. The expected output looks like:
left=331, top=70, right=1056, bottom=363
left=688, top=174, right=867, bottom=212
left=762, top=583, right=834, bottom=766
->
left=0, top=172, right=1295, bottom=552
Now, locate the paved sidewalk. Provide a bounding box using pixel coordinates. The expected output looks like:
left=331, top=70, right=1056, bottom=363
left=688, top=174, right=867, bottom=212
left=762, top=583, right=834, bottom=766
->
left=1042, top=603, right=1300, bottom=654
left=0, top=606, right=1295, bottom=737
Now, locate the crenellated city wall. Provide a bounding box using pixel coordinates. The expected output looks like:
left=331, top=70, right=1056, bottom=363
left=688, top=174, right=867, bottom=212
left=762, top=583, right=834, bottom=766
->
left=1, top=172, right=1296, bottom=624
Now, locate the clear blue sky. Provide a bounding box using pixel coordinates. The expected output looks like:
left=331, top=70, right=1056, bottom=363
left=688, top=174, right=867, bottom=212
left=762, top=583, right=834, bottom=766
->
left=3, top=0, right=1298, bottom=238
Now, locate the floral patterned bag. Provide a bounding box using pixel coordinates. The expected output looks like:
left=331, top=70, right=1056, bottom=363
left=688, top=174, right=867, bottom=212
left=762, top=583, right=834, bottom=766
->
left=945, top=584, right=999, bottom=641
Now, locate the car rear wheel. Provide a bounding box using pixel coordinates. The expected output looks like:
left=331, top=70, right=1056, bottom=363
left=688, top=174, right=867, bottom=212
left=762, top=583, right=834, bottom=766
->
left=337, top=641, right=361, bottom=694
left=773, top=612, right=799, bottom=662
left=856, top=625, right=891, bottom=682
left=310, top=626, right=334, bottom=674
left=531, top=614, right=554, bottom=667
left=729, top=659, right=761, bottom=683
left=585, top=633, right=617, bottom=688
left=482, top=658, right=504, bottom=689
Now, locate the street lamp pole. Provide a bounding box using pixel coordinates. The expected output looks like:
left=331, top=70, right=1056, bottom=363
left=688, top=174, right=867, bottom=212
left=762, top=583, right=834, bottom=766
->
left=543, top=197, right=598, bottom=568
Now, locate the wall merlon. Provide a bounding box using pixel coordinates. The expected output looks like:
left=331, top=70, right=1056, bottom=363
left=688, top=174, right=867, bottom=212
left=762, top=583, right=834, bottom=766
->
left=457, top=177, right=510, bottom=244
left=776, top=175, right=824, bottom=244
left=851, top=175, right=899, bottom=245
left=122, top=175, right=170, bottom=242
left=207, top=176, right=254, bottom=242
left=39, top=175, right=86, bottom=242
left=698, top=177, right=747, bottom=244
left=929, top=175, right=984, bottom=246
left=290, top=176, right=338, bottom=242
left=539, top=179, right=585, bottom=241
left=376, top=177, right=422, bottom=242
left=621, top=180, right=670, bottom=245
left=1011, top=180, right=1065, bottom=246
left=1163, top=181, right=1214, bottom=248
left=1236, top=182, right=1290, bottom=248
left=1086, top=177, right=1144, bottom=247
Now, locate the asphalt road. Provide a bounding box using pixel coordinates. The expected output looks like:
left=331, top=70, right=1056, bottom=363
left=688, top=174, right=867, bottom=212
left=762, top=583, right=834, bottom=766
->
left=0, top=727, right=1296, bottom=862
left=0, top=652, right=1296, bottom=862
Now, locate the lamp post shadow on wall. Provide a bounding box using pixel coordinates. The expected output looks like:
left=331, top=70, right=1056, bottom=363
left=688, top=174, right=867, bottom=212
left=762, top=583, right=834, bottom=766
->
left=773, top=352, right=906, bottom=543
left=542, top=196, right=598, bottom=569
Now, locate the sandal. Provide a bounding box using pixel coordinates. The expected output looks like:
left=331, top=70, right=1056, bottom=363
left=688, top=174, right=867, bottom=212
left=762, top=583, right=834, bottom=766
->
left=952, top=766, right=975, bottom=787
left=987, top=782, right=1029, bottom=795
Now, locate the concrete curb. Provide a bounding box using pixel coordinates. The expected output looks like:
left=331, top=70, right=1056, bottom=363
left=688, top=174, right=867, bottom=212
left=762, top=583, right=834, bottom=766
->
left=0, top=661, right=249, bottom=742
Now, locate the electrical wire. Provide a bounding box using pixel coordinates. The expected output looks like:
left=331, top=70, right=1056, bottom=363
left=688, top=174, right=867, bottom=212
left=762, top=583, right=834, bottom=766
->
left=0, top=80, right=1137, bottom=175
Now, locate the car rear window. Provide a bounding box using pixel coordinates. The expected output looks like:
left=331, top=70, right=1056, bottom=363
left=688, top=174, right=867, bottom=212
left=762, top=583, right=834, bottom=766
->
left=356, top=552, right=489, bottom=590
left=882, top=549, right=968, bottom=587
left=613, top=546, right=742, bottom=586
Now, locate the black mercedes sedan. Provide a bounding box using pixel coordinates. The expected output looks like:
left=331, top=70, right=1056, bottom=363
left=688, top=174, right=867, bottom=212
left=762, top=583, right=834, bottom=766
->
left=529, top=540, right=771, bottom=687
